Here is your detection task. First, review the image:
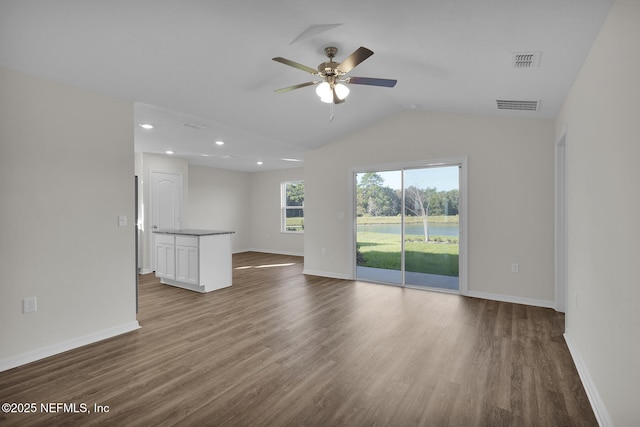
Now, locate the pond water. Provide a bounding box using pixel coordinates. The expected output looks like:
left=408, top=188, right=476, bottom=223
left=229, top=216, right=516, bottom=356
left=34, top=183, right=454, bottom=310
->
left=357, top=223, right=459, bottom=237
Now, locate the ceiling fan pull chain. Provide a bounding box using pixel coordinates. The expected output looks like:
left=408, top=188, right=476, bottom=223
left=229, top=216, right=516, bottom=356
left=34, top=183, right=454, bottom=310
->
left=329, top=102, right=335, bottom=122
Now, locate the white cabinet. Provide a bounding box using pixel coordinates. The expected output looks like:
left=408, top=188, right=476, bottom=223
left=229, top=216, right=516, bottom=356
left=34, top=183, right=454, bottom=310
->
left=175, top=236, right=199, bottom=285
left=153, top=231, right=233, bottom=293
left=155, top=235, right=175, bottom=279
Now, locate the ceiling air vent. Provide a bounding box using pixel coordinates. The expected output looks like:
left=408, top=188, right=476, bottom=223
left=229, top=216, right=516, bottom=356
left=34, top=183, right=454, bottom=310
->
left=497, top=100, right=539, bottom=111
left=182, top=122, right=208, bottom=130
left=511, top=52, right=541, bottom=68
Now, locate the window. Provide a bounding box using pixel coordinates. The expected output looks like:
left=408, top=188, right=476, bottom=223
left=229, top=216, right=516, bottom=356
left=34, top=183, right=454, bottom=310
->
left=282, top=180, right=304, bottom=233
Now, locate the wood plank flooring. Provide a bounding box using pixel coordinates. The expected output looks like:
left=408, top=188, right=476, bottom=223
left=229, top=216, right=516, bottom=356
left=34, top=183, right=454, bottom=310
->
left=0, top=252, right=597, bottom=426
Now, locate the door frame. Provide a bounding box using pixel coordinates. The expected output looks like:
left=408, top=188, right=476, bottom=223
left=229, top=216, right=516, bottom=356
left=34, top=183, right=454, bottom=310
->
left=555, top=129, right=568, bottom=313
left=351, top=157, right=468, bottom=295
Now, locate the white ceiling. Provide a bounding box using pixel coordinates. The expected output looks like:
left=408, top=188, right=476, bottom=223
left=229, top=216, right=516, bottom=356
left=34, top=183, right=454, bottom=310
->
left=0, top=0, right=613, bottom=172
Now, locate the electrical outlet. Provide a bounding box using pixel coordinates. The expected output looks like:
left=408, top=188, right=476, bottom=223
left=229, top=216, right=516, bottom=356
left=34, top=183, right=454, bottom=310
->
left=511, top=263, right=519, bottom=273
left=23, top=297, right=37, bottom=313
left=321, top=247, right=326, bottom=256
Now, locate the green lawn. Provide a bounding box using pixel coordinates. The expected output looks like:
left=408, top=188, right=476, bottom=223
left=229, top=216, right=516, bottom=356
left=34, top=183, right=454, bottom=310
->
left=357, top=231, right=459, bottom=277
left=284, top=217, right=304, bottom=232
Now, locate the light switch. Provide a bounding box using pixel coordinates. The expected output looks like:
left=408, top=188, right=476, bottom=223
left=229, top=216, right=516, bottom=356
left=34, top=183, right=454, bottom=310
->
left=118, top=215, right=128, bottom=227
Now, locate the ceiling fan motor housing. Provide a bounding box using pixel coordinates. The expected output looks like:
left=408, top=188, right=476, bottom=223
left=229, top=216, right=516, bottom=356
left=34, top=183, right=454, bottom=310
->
left=318, top=47, right=342, bottom=78
left=318, top=62, right=340, bottom=77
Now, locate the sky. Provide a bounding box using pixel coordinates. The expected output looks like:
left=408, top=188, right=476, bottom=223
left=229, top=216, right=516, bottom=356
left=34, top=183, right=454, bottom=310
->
left=358, top=166, right=459, bottom=191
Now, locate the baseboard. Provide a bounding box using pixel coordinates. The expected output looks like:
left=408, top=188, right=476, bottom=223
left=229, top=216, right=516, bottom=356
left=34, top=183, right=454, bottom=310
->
left=302, top=268, right=351, bottom=280
left=247, top=248, right=304, bottom=257
left=0, top=321, right=140, bottom=372
left=466, top=290, right=555, bottom=309
left=232, top=248, right=251, bottom=254
left=139, top=268, right=153, bottom=275
left=564, top=331, right=613, bottom=427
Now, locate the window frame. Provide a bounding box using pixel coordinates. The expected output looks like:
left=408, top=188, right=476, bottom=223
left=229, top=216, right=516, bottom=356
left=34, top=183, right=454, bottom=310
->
left=281, top=180, right=304, bottom=234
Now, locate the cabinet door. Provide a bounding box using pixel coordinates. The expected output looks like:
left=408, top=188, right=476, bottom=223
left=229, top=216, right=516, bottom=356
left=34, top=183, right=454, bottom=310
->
left=176, top=245, right=199, bottom=285
left=156, top=243, right=175, bottom=279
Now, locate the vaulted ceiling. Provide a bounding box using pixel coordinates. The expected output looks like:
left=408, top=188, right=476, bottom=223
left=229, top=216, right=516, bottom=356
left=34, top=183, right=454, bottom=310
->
left=0, top=0, right=613, bottom=171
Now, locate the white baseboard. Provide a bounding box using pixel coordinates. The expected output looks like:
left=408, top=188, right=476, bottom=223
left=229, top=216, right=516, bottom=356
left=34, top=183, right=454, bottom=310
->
left=302, top=269, right=351, bottom=280
left=139, top=268, right=153, bottom=275
left=466, top=290, right=555, bottom=309
left=232, top=247, right=251, bottom=254
left=0, top=321, right=140, bottom=372
left=246, top=248, right=304, bottom=257
left=296, top=275, right=557, bottom=304
left=564, top=331, right=613, bottom=427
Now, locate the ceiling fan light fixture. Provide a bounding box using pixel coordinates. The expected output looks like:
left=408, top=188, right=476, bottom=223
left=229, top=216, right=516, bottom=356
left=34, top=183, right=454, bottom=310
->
left=316, top=82, right=332, bottom=102
left=316, top=81, right=349, bottom=103
left=335, top=83, right=350, bottom=100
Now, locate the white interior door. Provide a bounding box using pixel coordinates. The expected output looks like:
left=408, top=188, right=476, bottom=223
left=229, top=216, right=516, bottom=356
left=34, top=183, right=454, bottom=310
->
left=151, top=172, right=183, bottom=231
left=151, top=171, right=183, bottom=270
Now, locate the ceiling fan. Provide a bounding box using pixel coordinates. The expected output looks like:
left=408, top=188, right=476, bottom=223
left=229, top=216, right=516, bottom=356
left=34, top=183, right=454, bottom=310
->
left=272, top=46, right=397, bottom=104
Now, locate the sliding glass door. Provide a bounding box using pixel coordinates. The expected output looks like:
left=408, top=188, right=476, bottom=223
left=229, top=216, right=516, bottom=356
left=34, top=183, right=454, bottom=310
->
left=355, top=170, right=403, bottom=285
left=355, top=163, right=461, bottom=292
left=403, top=166, right=459, bottom=290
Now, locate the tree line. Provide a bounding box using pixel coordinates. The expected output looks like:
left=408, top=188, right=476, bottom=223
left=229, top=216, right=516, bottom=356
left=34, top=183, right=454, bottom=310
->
left=357, top=172, right=459, bottom=218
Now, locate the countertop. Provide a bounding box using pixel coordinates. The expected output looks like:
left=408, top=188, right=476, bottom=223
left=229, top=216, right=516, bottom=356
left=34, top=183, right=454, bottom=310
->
left=153, top=229, right=235, bottom=236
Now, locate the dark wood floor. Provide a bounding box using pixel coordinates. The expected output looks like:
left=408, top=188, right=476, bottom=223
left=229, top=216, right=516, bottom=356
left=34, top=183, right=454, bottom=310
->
left=1, top=252, right=596, bottom=426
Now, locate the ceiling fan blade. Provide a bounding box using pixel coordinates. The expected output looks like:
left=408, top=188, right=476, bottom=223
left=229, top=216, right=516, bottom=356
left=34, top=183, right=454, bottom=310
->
left=348, top=77, right=397, bottom=88
left=272, top=57, right=318, bottom=75
left=274, top=81, right=317, bottom=93
left=336, top=47, right=374, bottom=74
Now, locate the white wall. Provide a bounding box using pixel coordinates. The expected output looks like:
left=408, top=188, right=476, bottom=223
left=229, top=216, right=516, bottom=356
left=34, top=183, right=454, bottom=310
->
left=249, top=167, right=304, bottom=256
left=0, top=67, right=138, bottom=370
left=556, top=0, right=640, bottom=424
left=304, top=111, right=555, bottom=305
left=187, top=165, right=251, bottom=252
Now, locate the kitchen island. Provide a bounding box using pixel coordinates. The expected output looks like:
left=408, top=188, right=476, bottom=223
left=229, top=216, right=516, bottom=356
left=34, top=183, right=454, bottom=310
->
left=153, top=229, right=235, bottom=293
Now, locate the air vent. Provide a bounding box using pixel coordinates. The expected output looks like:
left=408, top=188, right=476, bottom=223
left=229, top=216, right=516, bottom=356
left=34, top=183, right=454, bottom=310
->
left=497, top=100, right=539, bottom=111
left=512, top=52, right=541, bottom=68
left=182, top=122, right=207, bottom=130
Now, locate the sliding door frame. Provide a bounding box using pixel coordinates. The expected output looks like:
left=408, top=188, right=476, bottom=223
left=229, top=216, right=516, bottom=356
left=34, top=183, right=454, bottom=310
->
left=351, top=157, right=468, bottom=295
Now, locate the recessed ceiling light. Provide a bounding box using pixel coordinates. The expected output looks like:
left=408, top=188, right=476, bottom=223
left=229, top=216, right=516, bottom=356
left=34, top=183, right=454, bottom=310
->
left=201, top=154, right=210, bottom=157
left=281, top=158, right=302, bottom=162
left=257, top=161, right=263, bottom=165
left=165, top=150, right=174, bottom=155
left=139, top=123, right=154, bottom=130
left=215, top=140, right=225, bottom=146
